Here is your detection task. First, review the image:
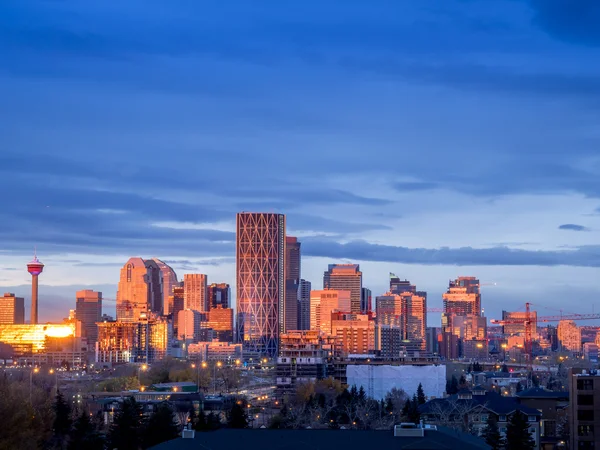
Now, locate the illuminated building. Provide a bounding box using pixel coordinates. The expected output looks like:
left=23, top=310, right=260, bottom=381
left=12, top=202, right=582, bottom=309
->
left=177, top=309, right=205, bottom=341
left=26, top=252, right=44, bottom=324
left=502, top=310, right=538, bottom=336
left=426, top=327, right=441, bottom=355
left=0, top=293, right=25, bottom=324
left=389, top=274, right=416, bottom=295
left=208, top=283, right=230, bottom=309
left=184, top=274, right=208, bottom=313
left=323, top=264, right=362, bottom=313
left=236, top=212, right=285, bottom=357
left=558, top=320, right=581, bottom=353
left=284, top=236, right=301, bottom=333
left=207, top=306, right=234, bottom=342
left=187, top=341, right=242, bottom=361
left=75, top=290, right=102, bottom=347
left=297, top=279, right=311, bottom=331
left=376, top=325, right=404, bottom=358
left=170, top=284, right=184, bottom=335
left=96, top=317, right=171, bottom=364
left=360, top=287, right=372, bottom=314
left=569, top=368, right=600, bottom=450
left=310, top=289, right=351, bottom=335
left=331, top=312, right=375, bottom=355
left=151, top=258, right=178, bottom=315
left=442, top=277, right=481, bottom=316
left=116, top=258, right=163, bottom=322
left=375, top=293, right=402, bottom=325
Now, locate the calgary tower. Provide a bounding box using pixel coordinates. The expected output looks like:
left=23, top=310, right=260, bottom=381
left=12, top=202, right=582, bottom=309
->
left=27, top=251, right=44, bottom=324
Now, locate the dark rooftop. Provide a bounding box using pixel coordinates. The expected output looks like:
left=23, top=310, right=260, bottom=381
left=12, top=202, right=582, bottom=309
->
left=516, top=388, right=569, bottom=400
left=420, top=391, right=541, bottom=416
left=149, top=428, right=491, bottom=450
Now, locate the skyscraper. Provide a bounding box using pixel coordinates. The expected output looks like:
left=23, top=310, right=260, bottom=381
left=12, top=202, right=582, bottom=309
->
left=297, top=279, right=312, bottom=330
left=361, top=287, right=372, bottom=314
left=236, top=212, right=285, bottom=357
left=208, top=283, right=230, bottom=309
left=310, top=289, right=352, bottom=336
left=116, top=257, right=163, bottom=321
left=558, top=320, right=581, bottom=352
left=27, top=252, right=44, bottom=324
left=389, top=273, right=416, bottom=295
left=75, top=290, right=102, bottom=347
left=442, top=277, right=481, bottom=316
left=284, top=236, right=301, bottom=333
left=170, top=283, right=185, bottom=336
left=0, top=293, right=25, bottom=324
left=151, top=258, right=178, bottom=315
left=323, top=264, right=362, bottom=313
left=184, top=274, right=208, bottom=312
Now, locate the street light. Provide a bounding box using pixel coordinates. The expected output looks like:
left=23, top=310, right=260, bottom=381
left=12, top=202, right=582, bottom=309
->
left=30, top=367, right=39, bottom=404
left=138, top=364, right=148, bottom=387
left=49, top=368, right=58, bottom=395
left=213, top=361, right=222, bottom=394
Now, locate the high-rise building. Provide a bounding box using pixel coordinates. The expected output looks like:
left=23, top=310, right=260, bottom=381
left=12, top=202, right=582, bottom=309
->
left=116, top=257, right=163, bottom=321
left=170, top=284, right=184, bottom=336
left=558, top=320, right=581, bottom=352
left=207, top=306, right=234, bottom=342
left=310, top=289, right=351, bottom=336
left=151, top=258, right=178, bottom=315
left=27, top=252, right=44, bottom=324
left=426, top=327, right=441, bottom=355
left=375, top=293, right=402, bottom=325
left=208, top=283, right=230, bottom=309
left=284, top=236, right=301, bottom=333
left=501, top=310, right=538, bottom=336
left=389, top=273, right=416, bottom=295
left=75, top=290, right=102, bottom=347
left=361, top=287, right=372, bottom=314
left=569, top=368, right=600, bottom=449
left=177, top=309, right=205, bottom=342
left=184, top=274, right=208, bottom=313
left=376, top=290, right=427, bottom=353
left=331, top=312, right=375, bottom=355
left=297, top=279, right=312, bottom=330
left=0, top=293, right=25, bottom=324
left=236, top=212, right=285, bottom=356
left=442, top=277, right=481, bottom=316
left=323, top=264, right=362, bottom=313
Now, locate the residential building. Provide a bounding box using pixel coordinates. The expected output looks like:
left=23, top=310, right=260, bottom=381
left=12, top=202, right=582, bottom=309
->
left=0, top=293, right=25, bottom=324
left=116, top=257, right=163, bottom=321
left=558, top=320, right=581, bottom=353
left=207, top=306, right=234, bottom=342
left=376, top=324, right=404, bottom=358
left=583, top=343, right=599, bottom=362
left=569, top=368, right=600, bottom=449
left=297, top=279, right=311, bottom=330
left=236, top=212, right=285, bottom=357
left=284, top=236, right=301, bottom=333
left=208, top=283, right=230, bottom=309
left=310, top=289, right=351, bottom=335
left=184, top=274, right=208, bottom=313
left=323, top=264, right=362, bottom=313
left=516, top=387, right=569, bottom=449
left=361, top=287, right=372, bottom=314
left=331, top=312, right=375, bottom=355
left=151, top=258, right=178, bottom=315
left=75, top=289, right=102, bottom=347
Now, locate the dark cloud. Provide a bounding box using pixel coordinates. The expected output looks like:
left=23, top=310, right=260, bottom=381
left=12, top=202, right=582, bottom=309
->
left=303, top=238, right=600, bottom=267
left=529, top=0, right=600, bottom=46
left=558, top=224, right=590, bottom=232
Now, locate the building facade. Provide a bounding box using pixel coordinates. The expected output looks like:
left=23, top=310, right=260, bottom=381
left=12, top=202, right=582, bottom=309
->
left=331, top=312, right=375, bottom=355
left=0, top=293, right=25, bottom=324
left=151, top=258, right=178, bottom=315
left=310, top=289, right=352, bottom=336
left=208, top=283, right=230, bottom=309
left=116, top=257, right=163, bottom=322
left=569, top=368, right=600, bottom=449
left=207, top=306, right=234, bottom=342
left=297, top=279, right=312, bottom=331
left=442, top=277, right=481, bottom=316
left=558, top=320, right=581, bottom=353
left=361, top=287, right=372, bottom=314
left=184, top=274, right=208, bottom=313
left=236, top=212, right=285, bottom=357
left=284, top=236, right=301, bottom=333
left=75, top=289, right=102, bottom=347
left=323, top=264, right=362, bottom=313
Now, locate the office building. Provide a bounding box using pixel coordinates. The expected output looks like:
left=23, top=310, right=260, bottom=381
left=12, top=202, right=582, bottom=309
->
left=310, top=289, right=351, bottom=336
left=0, top=323, right=80, bottom=359
left=389, top=273, right=416, bottom=295
left=75, top=290, right=102, bottom=347
left=502, top=310, right=538, bottom=336
left=0, top=293, right=25, bottom=324
left=207, top=306, right=234, bottom=342
left=208, top=283, right=230, bottom=309
left=236, top=212, right=285, bottom=357
left=376, top=290, right=427, bottom=353
left=177, top=309, right=205, bottom=341
left=26, top=252, right=44, bottom=324
left=184, top=274, right=208, bottom=313
left=361, top=287, right=372, bottom=314
left=442, top=277, right=481, bottom=316
left=151, top=258, right=178, bottom=315
left=558, top=320, right=581, bottom=353
left=116, top=257, right=163, bottom=321
left=170, top=284, right=185, bottom=335
left=297, top=279, right=311, bottom=331
left=426, top=327, right=441, bottom=355
left=376, top=293, right=402, bottom=325
left=331, top=312, right=375, bottom=355
left=284, top=236, right=301, bottom=333
left=187, top=341, right=242, bottom=361
left=569, top=368, right=600, bottom=449
left=323, top=264, right=362, bottom=313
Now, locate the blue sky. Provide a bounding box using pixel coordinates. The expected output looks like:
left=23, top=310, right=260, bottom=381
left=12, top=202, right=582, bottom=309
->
left=2, top=0, right=600, bottom=322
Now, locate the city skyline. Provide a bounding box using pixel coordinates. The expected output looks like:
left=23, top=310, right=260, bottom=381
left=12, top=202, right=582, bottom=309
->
left=2, top=1, right=600, bottom=323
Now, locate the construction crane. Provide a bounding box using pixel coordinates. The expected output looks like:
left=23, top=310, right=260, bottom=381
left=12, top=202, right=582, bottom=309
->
left=490, top=302, right=600, bottom=359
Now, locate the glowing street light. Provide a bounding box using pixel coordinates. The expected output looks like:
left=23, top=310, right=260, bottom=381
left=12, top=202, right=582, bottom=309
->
left=30, top=367, right=40, bottom=403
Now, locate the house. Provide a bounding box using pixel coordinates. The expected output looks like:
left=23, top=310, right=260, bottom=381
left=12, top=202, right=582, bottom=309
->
left=419, top=386, right=542, bottom=450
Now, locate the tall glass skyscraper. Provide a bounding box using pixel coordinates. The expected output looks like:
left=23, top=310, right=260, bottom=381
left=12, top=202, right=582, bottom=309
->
left=323, top=264, right=362, bottom=313
left=284, top=236, right=301, bottom=333
left=236, top=212, right=285, bottom=357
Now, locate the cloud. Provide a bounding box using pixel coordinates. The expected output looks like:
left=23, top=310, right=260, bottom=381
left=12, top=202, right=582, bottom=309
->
left=303, top=238, right=600, bottom=267
left=558, top=224, right=590, bottom=232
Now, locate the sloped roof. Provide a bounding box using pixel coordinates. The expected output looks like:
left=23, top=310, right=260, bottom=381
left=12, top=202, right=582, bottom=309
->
left=516, top=388, right=569, bottom=400
left=419, top=391, right=541, bottom=416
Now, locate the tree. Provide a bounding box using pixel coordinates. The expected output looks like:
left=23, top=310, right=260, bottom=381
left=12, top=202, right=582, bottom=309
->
left=501, top=364, right=509, bottom=373
left=358, top=386, right=367, bottom=403
left=143, top=402, right=180, bottom=448
left=50, top=390, right=72, bottom=449
left=68, top=410, right=104, bottom=450
left=482, top=414, right=504, bottom=450
left=227, top=402, right=248, bottom=429
left=516, top=382, right=523, bottom=393
left=506, top=411, right=536, bottom=450
left=446, top=375, right=459, bottom=395
left=187, top=405, right=197, bottom=429
left=206, top=412, right=222, bottom=430
left=106, top=397, right=144, bottom=450
left=416, top=383, right=426, bottom=405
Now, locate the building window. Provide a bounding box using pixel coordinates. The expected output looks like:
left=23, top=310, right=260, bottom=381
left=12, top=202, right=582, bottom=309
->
left=500, top=427, right=506, bottom=433
left=127, top=264, right=132, bottom=282
left=577, top=379, right=594, bottom=391
left=528, top=415, right=537, bottom=422
left=481, top=414, right=489, bottom=422
left=499, top=415, right=507, bottom=422
left=578, top=425, right=594, bottom=437
left=577, top=410, right=595, bottom=421
left=578, top=395, right=594, bottom=406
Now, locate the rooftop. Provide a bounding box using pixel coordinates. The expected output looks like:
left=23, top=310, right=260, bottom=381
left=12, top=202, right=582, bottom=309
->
left=516, top=388, right=569, bottom=400
left=420, top=390, right=541, bottom=416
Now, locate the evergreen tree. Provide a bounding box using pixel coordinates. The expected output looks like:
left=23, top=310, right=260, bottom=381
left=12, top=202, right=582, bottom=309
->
left=506, top=411, right=536, bottom=450
left=51, top=390, right=72, bottom=449
left=385, top=398, right=394, bottom=414
left=206, top=411, right=222, bottom=430
left=473, top=362, right=482, bottom=372
left=194, top=409, right=208, bottom=431
left=227, top=402, right=249, bottom=429
left=143, top=402, right=180, bottom=449
left=501, top=364, right=509, bottom=373
left=482, top=414, right=504, bottom=450
left=358, top=386, right=367, bottom=403
left=459, top=375, right=467, bottom=386
left=416, top=383, right=426, bottom=405
left=68, top=410, right=104, bottom=450
left=447, top=375, right=459, bottom=395
left=516, top=382, right=523, bottom=393
left=408, top=394, right=421, bottom=424
left=402, top=399, right=411, bottom=419
left=106, top=396, right=144, bottom=450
